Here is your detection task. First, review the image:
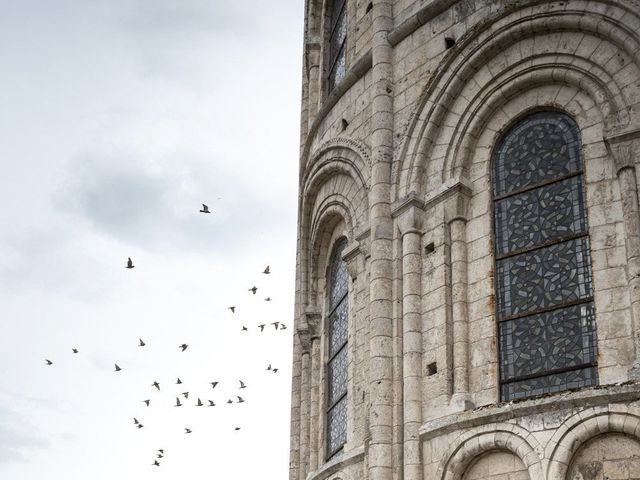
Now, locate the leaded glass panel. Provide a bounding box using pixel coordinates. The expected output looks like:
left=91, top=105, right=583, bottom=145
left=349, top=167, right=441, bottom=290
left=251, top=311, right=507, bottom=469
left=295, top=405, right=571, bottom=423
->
left=329, top=300, right=348, bottom=357
left=493, top=112, right=581, bottom=197
left=500, top=366, right=598, bottom=400
left=496, top=237, right=593, bottom=319
left=327, top=396, right=347, bottom=456
left=329, top=239, right=349, bottom=310
left=493, top=111, right=598, bottom=402
left=328, top=346, right=348, bottom=404
left=494, top=175, right=587, bottom=256
left=499, top=303, right=597, bottom=382
left=327, top=0, right=347, bottom=92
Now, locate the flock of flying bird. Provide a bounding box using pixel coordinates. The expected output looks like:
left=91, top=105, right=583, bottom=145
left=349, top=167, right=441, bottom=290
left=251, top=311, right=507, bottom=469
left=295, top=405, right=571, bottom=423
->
left=43, top=203, right=289, bottom=468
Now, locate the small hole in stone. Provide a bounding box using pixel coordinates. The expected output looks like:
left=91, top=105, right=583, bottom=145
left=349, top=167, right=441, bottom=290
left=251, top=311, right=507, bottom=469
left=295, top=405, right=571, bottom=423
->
left=366, top=2, right=373, bottom=13
left=445, top=37, right=456, bottom=49
left=341, top=118, right=349, bottom=131
left=427, top=362, right=438, bottom=376
left=425, top=242, right=435, bottom=254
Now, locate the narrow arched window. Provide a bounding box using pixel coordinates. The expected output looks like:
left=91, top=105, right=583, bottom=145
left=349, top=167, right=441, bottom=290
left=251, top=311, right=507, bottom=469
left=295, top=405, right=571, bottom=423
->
left=493, top=111, right=598, bottom=401
left=326, top=238, right=348, bottom=458
left=327, top=0, right=347, bottom=92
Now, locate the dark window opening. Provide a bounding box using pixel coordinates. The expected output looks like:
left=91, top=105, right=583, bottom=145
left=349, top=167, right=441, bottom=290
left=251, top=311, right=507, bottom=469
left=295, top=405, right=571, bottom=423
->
left=328, top=0, right=347, bottom=92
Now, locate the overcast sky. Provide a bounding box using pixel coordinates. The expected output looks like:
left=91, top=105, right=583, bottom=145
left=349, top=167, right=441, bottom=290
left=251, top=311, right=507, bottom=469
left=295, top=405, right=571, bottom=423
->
left=0, top=1, right=302, bottom=478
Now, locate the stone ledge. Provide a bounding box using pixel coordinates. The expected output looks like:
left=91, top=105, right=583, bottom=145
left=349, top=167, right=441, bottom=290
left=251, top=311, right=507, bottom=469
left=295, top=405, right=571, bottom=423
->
left=305, top=445, right=365, bottom=480
left=419, top=382, right=640, bottom=441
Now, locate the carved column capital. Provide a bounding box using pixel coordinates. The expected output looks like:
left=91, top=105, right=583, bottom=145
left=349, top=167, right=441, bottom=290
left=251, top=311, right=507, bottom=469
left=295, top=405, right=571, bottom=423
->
left=443, top=182, right=472, bottom=225
left=297, top=307, right=322, bottom=353
left=392, top=192, right=425, bottom=236
left=605, top=131, right=640, bottom=175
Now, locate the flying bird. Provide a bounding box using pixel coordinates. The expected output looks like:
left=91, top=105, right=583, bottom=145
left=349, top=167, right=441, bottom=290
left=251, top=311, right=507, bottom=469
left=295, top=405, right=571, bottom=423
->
left=248, top=286, right=258, bottom=295
left=72, top=348, right=79, bottom=354
left=241, top=326, right=248, bottom=332
left=210, top=381, right=219, bottom=389
left=280, top=323, right=287, bottom=330
left=199, top=204, right=211, bottom=214
left=271, top=322, right=280, bottom=330
left=179, top=344, right=188, bottom=352
left=153, top=460, right=160, bottom=466
left=157, top=454, right=163, bottom=459
left=45, top=359, right=53, bottom=365
left=184, top=428, right=192, bottom=434
left=262, top=265, right=270, bottom=274
left=273, top=368, right=279, bottom=373
left=182, top=392, right=189, bottom=399
left=114, top=364, right=122, bottom=372
left=157, top=449, right=164, bottom=454
left=196, top=398, right=203, bottom=407
left=228, top=306, right=236, bottom=313
left=237, top=396, right=245, bottom=403
left=227, top=399, right=233, bottom=404
left=126, top=257, right=135, bottom=269
left=143, top=400, right=150, bottom=407
left=152, top=381, right=160, bottom=390
left=176, top=378, right=182, bottom=384
left=258, top=324, right=265, bottom=332
left=137, top=423, right=144, bottom=429
left=234, top=427, right=241, bottom=431
left=266, top=364, right=272, bottom=371
left=175, top=397, right=182, bottom=407
left=207, top=400, right=216, bottom=407
left=239, top=380, right=246, bottom=389
left=134, top=418, right=141, bottom=425
left=265, top=297, right=272, bottom=302
left=138, top=338, right=146, bottom=347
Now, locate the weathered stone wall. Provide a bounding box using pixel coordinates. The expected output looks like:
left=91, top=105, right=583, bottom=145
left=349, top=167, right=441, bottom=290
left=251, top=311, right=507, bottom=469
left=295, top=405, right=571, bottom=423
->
left=291, top=1, right=640, bottom=480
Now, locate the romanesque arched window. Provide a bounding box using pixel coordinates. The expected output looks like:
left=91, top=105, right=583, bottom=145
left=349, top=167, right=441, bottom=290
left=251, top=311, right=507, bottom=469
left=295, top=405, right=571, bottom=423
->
left=326, top=237, right=348, bottom=458
left=327, top=0, right=347, bottom=92
left=493, top=111, right=598, bottom=401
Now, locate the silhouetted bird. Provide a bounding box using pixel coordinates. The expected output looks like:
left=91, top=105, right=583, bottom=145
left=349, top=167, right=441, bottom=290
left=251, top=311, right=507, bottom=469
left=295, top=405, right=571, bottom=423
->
left=175, top=397, right=182, bottom=407
left=153, top=460, right=160, bottom=466
left=182, top=392, right=189, bottom=399
left=126, top=257, right=135, bottom=269
left=137, top=423, right=144, bottom=429
left=239, top=380, right=246, bottom=389
left=273, top=368, right=279, bottom=373
left=45, top=359, right=53, bottom=365
left=157, top=449, right=164, bottom=454
left=280, top=323, right=287, bottom=330
left=134, top=418, right=141, bottom=425
left=241, top=326, right=248, bottom=331
left=271, top=322, right=280, bottom=330
left=139, top=338, right=146, bottom=347
left=179, top=344, right=188, bottom=352
left=228, top=306, right=236, bottom=313
left=234, top=427, right=241, bottom=431
left=176, top=378, right=182, bottom=384
left=157, top=454, right=163, bottom=459
left=265, top=297, right=272, bottom=302
left=262, top=265, right=270, bottom=274
left=152, top=381, right=160, bottom=390
left=248, top=286, right=257, bottom=295
left=258, top=324, right=265, bottom=332
left=196, top=398, right=203, bottom=407
left=210, top=381, right=219, bottom=389
left=143, top=400, right=150, bottom=406
left=208, top=400, right=215, bottom=407
left=227, top=399, right=233, bottom=404
left=199, top=204, right=211, bottom=214
left=266, top=364, right=272, bottom=371
left=72, top=348, right=79, bottom=354
left=114, top=364, right=122, bottom=372
left=184, top=428, right=192, bottom=434
left=237, top=396, right=245, bottom=403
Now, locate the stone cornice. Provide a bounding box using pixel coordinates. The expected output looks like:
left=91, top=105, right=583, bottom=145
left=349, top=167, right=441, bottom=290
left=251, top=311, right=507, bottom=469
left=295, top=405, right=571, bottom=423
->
left=305, top=445, right=365, bottom=480
left=419, top=382, right=640, bottom=442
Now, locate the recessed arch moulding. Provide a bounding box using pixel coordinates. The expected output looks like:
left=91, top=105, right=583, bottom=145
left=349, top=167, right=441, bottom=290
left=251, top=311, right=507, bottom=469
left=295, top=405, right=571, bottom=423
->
left=394, top=1, right=640, bottom=201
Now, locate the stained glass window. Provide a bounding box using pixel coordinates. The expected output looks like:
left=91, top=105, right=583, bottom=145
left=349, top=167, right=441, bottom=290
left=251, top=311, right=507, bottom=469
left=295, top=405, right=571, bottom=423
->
left=493, top=112, right=598, bottom=401
left=328, top=0, right=347, bottom=92
left=326, top=238, right=348, bottom=458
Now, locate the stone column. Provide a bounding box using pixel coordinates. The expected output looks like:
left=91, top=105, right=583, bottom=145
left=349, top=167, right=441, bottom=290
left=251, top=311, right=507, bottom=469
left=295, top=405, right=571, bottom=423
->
left=289, top=334, right=302, bottom=480
left=607, top=136, right=640, bottom=379
left=444, top=185, right=473, bottom=410
left=368, top=2, right=395, bottom=480
left=306, top=43, right=321, bottom=131
left=309, top=336, right=321, bottom=471
left=395, top=200, right=425, bottom=480
left=299, top=346, right=310, bottom=480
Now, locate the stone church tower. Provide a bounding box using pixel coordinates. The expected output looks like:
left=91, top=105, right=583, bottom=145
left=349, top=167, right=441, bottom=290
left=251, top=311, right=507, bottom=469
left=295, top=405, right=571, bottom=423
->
left=289, top=1, right=640, bottom=479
